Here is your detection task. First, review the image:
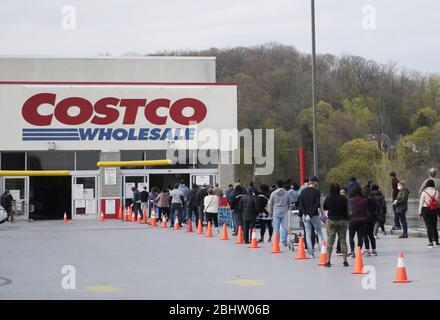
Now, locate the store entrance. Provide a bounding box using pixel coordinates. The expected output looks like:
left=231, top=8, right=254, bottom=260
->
left=29, top=176, right=72, bottom=220
left=149, top=174, right=190, bottom=191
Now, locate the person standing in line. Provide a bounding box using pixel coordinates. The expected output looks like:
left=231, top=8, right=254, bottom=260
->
left=225, top=184, right=234, bottom=203
left=394, top=180, right=409, bottom=238
left=178, top=180, right=189, bottom=224
left=298, top=176, right=324, bottom=258
left=419, top=168, right=440, bottom=194
left=204, top=188, right=219, bottom=233
left=140, top=186, right=149, bottom=217
left=335, top=186, right=348, bottom=255
left=269, top=180, right=293, bottom=248
left=186, top=183, right=199, bottom=224
left=156, top=188, right=170, bottom=223
left=131, top=186, right=142, bottom=220
left=213, top=183, right=224, bottom=197
left=288, top=183, right=301, bottom=209
left=370, top=184, right=387, bottom=238
left=299, top=178, right=309, bottom=194
left=256, top=184, right=273, bottom=243
left=362, top=187, right=378, bottom=257
left=348, top=186, right=368, bottom=258
left=419, top=179, right=440, bottom=247
left=390, top=172, right=401, bottom=231
left=229, top=181, right=245, bottom=235
left=148, top=187, right=159, bottom=219
left=170, top=183, right=185, bottom=228
left=323, top=183, right=349, bottom=267
left=197, top=184, right=209, bottom=225
left=240, top=188, right=258, bottom=243
left=1, top=190, right=15, bottom=223
left=346, top=177, right=360, bottom=197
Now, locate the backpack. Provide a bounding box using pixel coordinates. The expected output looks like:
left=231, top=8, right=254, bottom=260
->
left=424, top=191, right=439, bottom=211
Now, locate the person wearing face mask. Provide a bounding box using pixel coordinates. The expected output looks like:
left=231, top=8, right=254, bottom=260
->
left=393, top=180, right=409, bottom=238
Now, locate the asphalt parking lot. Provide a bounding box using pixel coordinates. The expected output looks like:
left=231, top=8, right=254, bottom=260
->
left=1, top=219, right=439, bottom=300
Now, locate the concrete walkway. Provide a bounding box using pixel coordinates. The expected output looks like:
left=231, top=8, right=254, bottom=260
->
left=0, top=219, right=439, bottom=300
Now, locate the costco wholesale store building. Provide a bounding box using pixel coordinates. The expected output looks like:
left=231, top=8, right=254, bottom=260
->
left=0, top=57, right=237, bottom=220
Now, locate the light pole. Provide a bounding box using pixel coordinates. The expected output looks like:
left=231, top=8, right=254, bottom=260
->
left=311, top=0, right=318, bottom=177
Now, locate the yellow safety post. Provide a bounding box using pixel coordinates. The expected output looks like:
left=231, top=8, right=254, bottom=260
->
left=96, top=159, right=172, bottom=168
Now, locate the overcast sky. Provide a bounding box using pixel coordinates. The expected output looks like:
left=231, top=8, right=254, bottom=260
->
left=1, top=0, right=438, bottom=73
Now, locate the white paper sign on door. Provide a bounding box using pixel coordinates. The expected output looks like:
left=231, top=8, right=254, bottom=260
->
left=138, top=182, right=148, bottom=192
left=105, top=200, right=116, bottom=214
left=73, top=184, right=84, bottom=199
left=85, top=200, right=96, bottom=214
left=83, top=189, right=94, bottom=199
left=125, top=183, right=136, bottom=198
left=105, top=168, right=117, bottom=185
left=9, top=190, right=20, bottom=201
left=195, top=175, right=210, bottom=186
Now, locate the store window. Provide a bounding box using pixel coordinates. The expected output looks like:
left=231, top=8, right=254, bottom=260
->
left=27, top=151, right=75, bottom=170
left=76, top=151, right=100, bottom=170
left=1, top=152, right=26, bottom=170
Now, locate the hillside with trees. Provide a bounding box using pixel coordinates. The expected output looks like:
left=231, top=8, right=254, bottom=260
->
left=148, top=43, right=440, bottom=195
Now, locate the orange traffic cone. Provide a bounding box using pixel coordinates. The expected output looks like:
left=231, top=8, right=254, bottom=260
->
left=130, top=206, right=136, bottom=222
left=150, top=210, right=157, bottom=227
left=117, top=205, right=123, bottom=220
left=352, top=246, right=368, bottom=274
left=318, top=240, right=328, bottom=266
left=99, top=211, right=105, bottom=222
left=393, top=251, right=411, bottom=283
left=186, top=218, right=193, bottom=232
left=173, top=216, right=180, bottom=230
left=63, top=212, right=69, bottom=224
left=161, top=215, right=168, bottom=228
left=142, top=208, right=147, bottom=224
left=235, top=225, right=245, bottom=244
left=197, top=219, right=203, bottom=234
left=271, top=231, right=281, bottom=253
left=205, top=221, right=213, bottom=237
left=220, top=223, right=230, bottom=240
left=137, top=212, right=142, bottom=223
left=294, top=237, right=309, bottom=260
left=248, top=228, right=260, bottom=248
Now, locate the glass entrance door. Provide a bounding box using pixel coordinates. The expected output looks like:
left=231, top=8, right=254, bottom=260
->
left=122, top=175, right=148, bottom=207
left=3, top=177, right=29, bottom=220
left=72, top=176, right=98, bottom=219
left=190, top=174, right=216, bottom=187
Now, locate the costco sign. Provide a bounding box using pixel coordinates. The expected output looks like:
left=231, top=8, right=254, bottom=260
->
left=0, top=83, right=237, bottom=150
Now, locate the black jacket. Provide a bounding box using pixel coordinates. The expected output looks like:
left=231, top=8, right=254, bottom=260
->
left=298, top=187, right=321, bottom=217
left=197, top=188, right=208, bottom=207
left=239, top=193, right=258, bottom=222
left=141, top=191, right=149, bottom=202
left=323, top=194, right=348, bottom=220
left=187, top=188, right=199, bottom=209
left=230, top=186, right=246, bottom=211
left=256, top=193, right=270, bottom=214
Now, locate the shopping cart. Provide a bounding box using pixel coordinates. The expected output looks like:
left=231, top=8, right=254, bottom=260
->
left=286, top=208, right=303, bottom=252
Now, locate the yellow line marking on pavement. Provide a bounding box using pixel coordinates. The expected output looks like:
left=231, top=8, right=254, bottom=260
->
left=225, top=279, right=265, bottom=287
left=85, top=285, right=123, bottom=293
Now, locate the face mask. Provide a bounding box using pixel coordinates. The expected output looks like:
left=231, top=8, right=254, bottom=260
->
left=397, top=185, right=402, bottom=190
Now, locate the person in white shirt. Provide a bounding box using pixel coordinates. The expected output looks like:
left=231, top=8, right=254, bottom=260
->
left=204, top=188, right=219, bottom=233
left=419, top=179, right=440, bottom=247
